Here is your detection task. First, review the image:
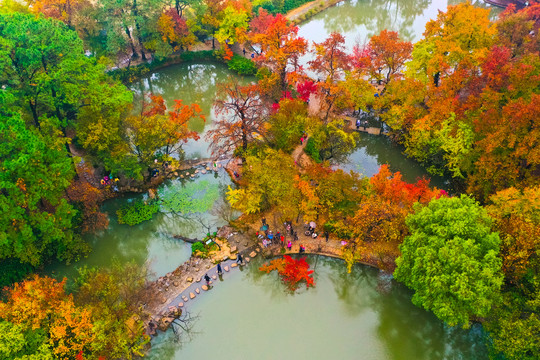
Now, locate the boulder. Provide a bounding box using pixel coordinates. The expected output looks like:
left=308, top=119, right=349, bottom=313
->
left=186, top=277, right=193, bottom=283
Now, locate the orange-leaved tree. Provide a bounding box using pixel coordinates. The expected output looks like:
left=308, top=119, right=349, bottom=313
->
left=248, top=10, right=308, bottom=95
left=0, top=275, right=94, bottom=359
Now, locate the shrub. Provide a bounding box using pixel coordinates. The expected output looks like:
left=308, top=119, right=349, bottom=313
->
left=227, top=55, right=258, bottom=75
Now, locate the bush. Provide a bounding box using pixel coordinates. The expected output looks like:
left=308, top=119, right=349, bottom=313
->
left=191, top=242, right=206, bottom=254
left=304, top=137, right=322, bottom=163
left=227, top=55, right=258, bottom=75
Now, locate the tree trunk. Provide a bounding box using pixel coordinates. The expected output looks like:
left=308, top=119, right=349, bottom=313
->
left=132, top=0, right=147, bottom=61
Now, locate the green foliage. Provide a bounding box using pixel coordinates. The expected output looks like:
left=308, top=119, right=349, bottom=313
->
left=191, top=242, right=206, bottom=254
left=227, top=55, right=258, bottom=75
left=304, top=137, right=321, bottom=163
left=269, top=99, right=309, bottom=152
left=159, top=180, right=220, bottom=214
left=116, top=200, right=159, bottom=226
left=0, top=259, right=34, bottom=289
left=395, top=195, right=503, bottom=328
left=0, top=322, right=53, bottom=360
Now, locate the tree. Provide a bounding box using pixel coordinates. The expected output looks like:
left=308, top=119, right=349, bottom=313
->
left=124, top=94, right=203, bottom=169
left=206, top=79, right=264, bottom=158
left=355, top=30, right=412, bottom=88
left=248, top=12, right=307, bottom=93
left=0, top=111, right=86, bottom=266
left=260, top=255, right=315, bottom=291
left=309, top=32, right=350, bottom=83
left=227, top=148, right=300, bottom=218
left=74, top=262, right=151, bottom=359
left=268, top=98, right=309, bottom=152
left=394, top=195, right=503, bottom=328
left=0, top=275, right=94, bottom=359
left=215, top=4, right=250, bottom=45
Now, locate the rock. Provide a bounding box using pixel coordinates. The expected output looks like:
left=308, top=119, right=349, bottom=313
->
left=212, top=275, right=217, bottom=280
left=236, top=239, right=240, bottom=243
left=230, top=246, right=237, bottom=253
left=229, top=254, right=237, bottom=260
left=174, top=172, right=178, bottom=176
left=195, top=288, right=200, bottom=294
left=182, top=296, right=188, bottom=302
left=187, top=277, right=193, bottom=283
left=196, top=277, right=201, bottom=282
left=202, top=285, right=209, bottom=291
left=173, top=281, right=179, bottom=287
left=206, top=167, right=211, bottom=171
left=218, top=163, right=222, bottom=168
left=185, top=172, right=190, bottom=176
left=245, top=257, right=250, bottom=263
left=244, top=242, right=249, bottom=246
left=194, top=268, right=200, bottom=272
left=231, top=263, right=238, bottom=268
left=195, top=169, right=199, bottom=174
left=178, top=302, right=184, bottom=307
left=201, top=170, right=207, bottom=174
left=224, top=266, right=229, bottom=272
left=189, top=292, right=196, bottom=299
left=148, top=189, right=156, bottom=199
left=249, top=251, right=257, bottom=258
left=180, top=175, right=184, bottom=178
left=206, top=265, right=211, bottom=269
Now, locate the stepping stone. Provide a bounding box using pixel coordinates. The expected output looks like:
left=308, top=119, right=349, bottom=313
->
left=182, top=296, right=188, bottom=302
left=196, top=277, right=201, bottom=282
left=206, top=167, right=211, bottom=171
left=185, top=172, right=190, bottom=176
left=191, top=174, right=195, bottom=177
left=231, top=263, right=238, bottom=268
left=178, top=302, right=184, bottom=307
left=195, top=288, right=200, bottom=294
left=249, top=251, right=257, bottom=258
left=174, top=172, right=178, bottom=176
left=245, top=257, right=251, bottom=263
left=230, top=246, right=237, bottom=253
left=202, top=170, right=207, bottom=174
left=212, top=275, right=217, bottom=280
left=229, top=254, right=237, bottom=260
left=169, top=306, right=176, bottom=312
left=187, top=277, right=193, bottom=283
left=195, top=169, right=199, bottom=173
left=189, top=292, right=196, bottom=299
left=202, top=285, right=209, bottom=291
left=224, top=266, right=229, bottom=272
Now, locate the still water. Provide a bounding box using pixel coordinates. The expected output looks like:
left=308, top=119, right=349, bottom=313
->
left=148, top=256, right=488, bottom=360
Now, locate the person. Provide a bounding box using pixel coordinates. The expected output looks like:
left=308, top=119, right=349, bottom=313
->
left=233, top=171, right=240, bottom=178
left=300, top=136, right=304, bottom=145
left=237, top=253, right=243, bottom=264
left=287, top=240, right=292, bottom=250
left=262, top=217, right=266, bottom=225
left=364, top=120, right=368, bottom=130
left=356, top=119, right=361, bottom=130
left=276, top=231, right=281, bottom=242
left=204, top=273, right=211, bottom=286
left=217, top=263, right=223, bottom=275
left=289, top=225, right=294, bottom=236
left=324, top=231, right=329, bottom=242
left=243, top=48, right=246, bottom=56
left=293, top=231, right=298, bottom=241
left=280, top=234, right=285, bottom=246
left=299, top=244, right=305, bottom=253
left=263, top=238, right=268, bottom=248
left=251, top=53, right=255, bottom=59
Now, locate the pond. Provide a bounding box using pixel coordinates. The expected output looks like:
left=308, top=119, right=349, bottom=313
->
left=148, top=256, right=488, bottom=360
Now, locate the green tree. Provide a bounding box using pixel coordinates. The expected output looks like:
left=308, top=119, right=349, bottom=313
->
left=0, top=110, right=86, bottom=266
left=394, top=195, right=503, bottom=328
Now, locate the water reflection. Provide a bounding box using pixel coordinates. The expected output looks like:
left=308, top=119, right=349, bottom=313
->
left=147, top=256, right=488, bottom=359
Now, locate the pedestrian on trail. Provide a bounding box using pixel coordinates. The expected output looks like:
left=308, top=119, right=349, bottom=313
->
left=356, top=119, right=361, bottom=130
left=287, top=240, right=292, bottom=250
left=290, top=225, right=294, bottom=236
left=276, top=231, right=281, bottom=242
left=293, top=231, right=298, bottom=242
left=364, top=120, right=368, bottom=130
left=280, top=234, right=285, bottom=246
left=324, top=231, right=329, bottom=242
left=237, top=253, right=243, bottom=264
left=204, top=273, right=211, bottom=286
left=262, top=217, right=266, bottom=225
left=243, top=48, right=246, bottom=56
left=217, top=263, right=223, bottom=275
left=300, top=136, right=304, bottom=145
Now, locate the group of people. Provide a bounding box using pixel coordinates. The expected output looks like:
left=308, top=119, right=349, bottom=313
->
left=356, top=118, right=369, bottom=131
left=258, top=218, right=323, bottom=254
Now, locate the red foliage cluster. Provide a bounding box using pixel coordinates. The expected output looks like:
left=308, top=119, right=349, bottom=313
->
left=259, top=255, right=315, bottom=291
left=296, top=80, right=318, bottom=102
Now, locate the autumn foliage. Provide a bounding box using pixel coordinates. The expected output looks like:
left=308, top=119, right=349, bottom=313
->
left=260, top=255, right=315, bottom=291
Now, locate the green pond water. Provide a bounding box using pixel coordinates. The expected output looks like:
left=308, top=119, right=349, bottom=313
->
left=47, top=0, right=498, bottom=356
left=148, top=256, right=488, bottom=360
